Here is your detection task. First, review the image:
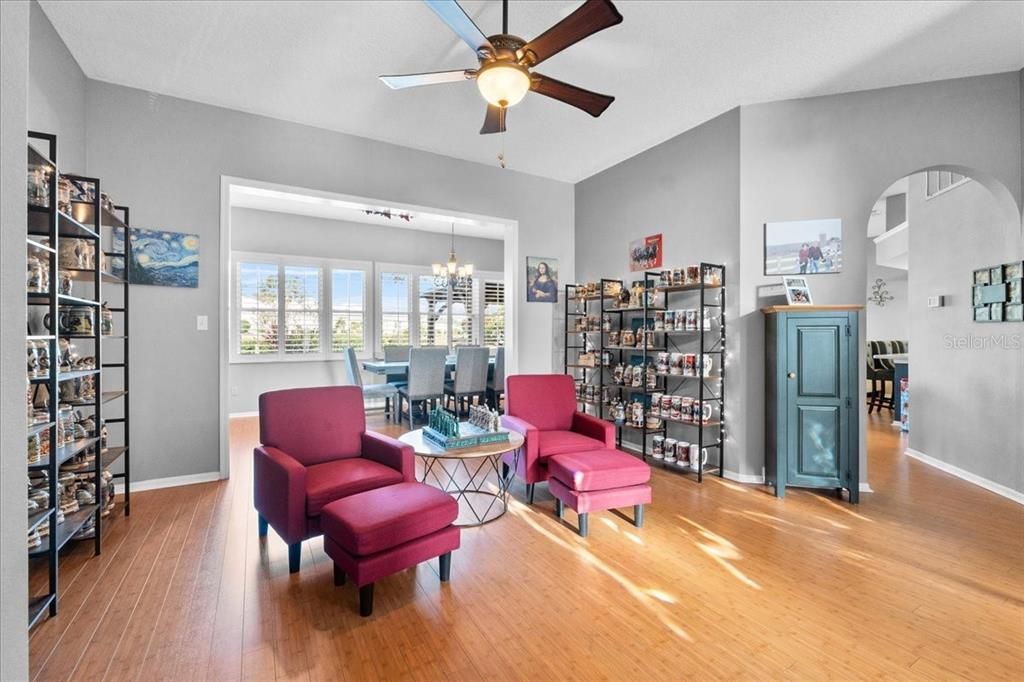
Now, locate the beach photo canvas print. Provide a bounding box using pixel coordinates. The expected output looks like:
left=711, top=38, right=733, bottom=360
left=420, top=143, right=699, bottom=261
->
left=764, top=218, right=843, bottom=275
left=113, top=228, right=200, bottom=287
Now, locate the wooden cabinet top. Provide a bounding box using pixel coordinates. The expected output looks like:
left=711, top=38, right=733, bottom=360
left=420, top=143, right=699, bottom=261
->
left=761, top=304, right=865, bottom=314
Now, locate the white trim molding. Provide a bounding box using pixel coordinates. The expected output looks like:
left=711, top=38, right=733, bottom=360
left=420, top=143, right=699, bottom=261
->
left=905, top=448, right=1024, bottom=505
left=723, top=470, right=765, bottom=485
left=113, top=471, right=223, bottom=495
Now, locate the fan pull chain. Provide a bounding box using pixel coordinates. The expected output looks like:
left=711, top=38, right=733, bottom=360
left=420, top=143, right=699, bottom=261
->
left=498, top=129, right=507, bottom=169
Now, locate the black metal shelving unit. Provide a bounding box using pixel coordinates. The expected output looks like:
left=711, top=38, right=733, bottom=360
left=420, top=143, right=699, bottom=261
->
left=564, top=283, right=609, bottom=413
left=646, top=263, right=727, bottom=482
left=565, top=265, right=726, bottom=483
left=601, top=275, right=666, bottom=458
left=25, top=132, right=132, bottom=630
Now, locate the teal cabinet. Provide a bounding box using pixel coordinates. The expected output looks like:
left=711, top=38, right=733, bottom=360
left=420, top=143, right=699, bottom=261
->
left=764, top=306, right=862, bottom=502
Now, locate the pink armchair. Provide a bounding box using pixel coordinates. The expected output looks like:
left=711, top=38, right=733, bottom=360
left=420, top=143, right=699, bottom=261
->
left=254, top=386, right=414, bottom=573
left=501, top=374, right=615, bottom=504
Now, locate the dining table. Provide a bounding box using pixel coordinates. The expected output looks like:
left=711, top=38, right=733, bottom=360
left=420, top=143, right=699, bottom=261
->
left=361, top=355, right=495, bottom=376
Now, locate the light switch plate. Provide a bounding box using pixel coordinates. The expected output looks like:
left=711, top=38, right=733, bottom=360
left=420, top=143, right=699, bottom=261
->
left=927, top=295, right=944, bottom=308
left=196, top=315, right=209, bottom=331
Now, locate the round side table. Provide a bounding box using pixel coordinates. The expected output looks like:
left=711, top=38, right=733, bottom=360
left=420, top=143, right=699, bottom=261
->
left=398, top=428, right=524, bottom=527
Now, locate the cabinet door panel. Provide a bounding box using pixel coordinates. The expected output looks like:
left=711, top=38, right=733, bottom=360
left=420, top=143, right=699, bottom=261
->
left=796, top=327, right=840, bottom=397
left=785, top=316, right=849, bottom=488
left=795, top=405, right=841, bottom=479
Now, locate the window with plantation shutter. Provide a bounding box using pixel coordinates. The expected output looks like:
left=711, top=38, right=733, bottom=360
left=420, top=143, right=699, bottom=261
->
left=283, top=266, right=321, bottom=354
left=232, top=253, right=370, bottom=362
left=483, top=279, right=505, bottom=348
left=331, top=269, right=365, bottom=352
left=237, top=261, right=279, bottom=355
left=380, top=271, right=411, bottom=348
left=450, top=279, right=475, bottom=346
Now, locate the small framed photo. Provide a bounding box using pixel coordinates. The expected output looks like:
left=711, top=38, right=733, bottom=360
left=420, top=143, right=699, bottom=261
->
left=974, top=269, right=991, bottom=285
left=783, top=276, right=813, bottom=305
left=974, top=306, right=991, bottom=322
left=1004, top=261, right=1023, bottom=280
left=1006, top=303, right=1023, bottom=322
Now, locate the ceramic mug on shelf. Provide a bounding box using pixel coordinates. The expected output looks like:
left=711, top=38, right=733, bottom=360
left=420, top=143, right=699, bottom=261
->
left=670, top=396, right=683, bottom=421
left=679, top=397, right=693, bottom=422
left=701, top=354, right=714, bottom=377
left=683, top=353, right=697, bottom=377
left=651, top=435, right=665, bottom=458
left=654, top=311, right=665, bottom=330
left=608, top=330, right=620, bottom=346
left=669, top=352, right=684, bottom=375
left=692, top=400, right=714, bottom=424
left=664, top=438, right=677, bottom=459
left=664, top=310, right=675, bottom=330
left=689, top=445, right=709, bottom=472
left=656, top=352, right=669, bottom=374
left=650, top=393, right=663, bottom=416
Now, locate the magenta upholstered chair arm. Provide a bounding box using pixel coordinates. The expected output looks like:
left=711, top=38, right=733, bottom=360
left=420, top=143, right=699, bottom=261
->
left=572, top=411, right=616, bottom=448
left=253, top=446, right=307, bottom=544
left=361, top=431, right=416, bottom=482
left=501, top=414, right=539, bottom=465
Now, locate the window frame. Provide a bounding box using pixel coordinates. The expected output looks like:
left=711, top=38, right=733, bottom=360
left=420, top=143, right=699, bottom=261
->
left=479, top=271, right=506, bottom=350
left=230, top=251, right=372, bottom=364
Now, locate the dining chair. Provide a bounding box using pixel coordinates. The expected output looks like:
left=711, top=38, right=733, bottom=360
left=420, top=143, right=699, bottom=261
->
left=382, top=345, right=410, bottom=417
left=397, top=347, right=448, bottom=425
left=444, top=346, right=489, bottom=415
left=345, top=347, right=398, bottom=421
left=486, top=347, right=506, bottom=413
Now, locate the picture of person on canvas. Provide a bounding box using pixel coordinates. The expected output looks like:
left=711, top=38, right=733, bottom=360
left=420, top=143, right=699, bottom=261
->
left=527, top=260, right=558, bottom=302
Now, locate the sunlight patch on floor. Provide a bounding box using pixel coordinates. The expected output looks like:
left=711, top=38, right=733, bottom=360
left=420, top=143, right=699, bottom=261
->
left=508, top=503, right=694, bottom=642
left=677, top=516, right=762, bottom=590
left=805, top=493, right=875, bottom=523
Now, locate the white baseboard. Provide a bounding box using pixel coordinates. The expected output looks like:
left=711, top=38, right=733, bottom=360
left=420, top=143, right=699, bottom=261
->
left=722, top=470, right=765, bottom=484
left=229, top=410, right=259, bottom=418
left=905, top=448, right=1023, bottom=505
left=859, top=482, right=874, bottom=493
left=113, top=471, right=223, bottom=495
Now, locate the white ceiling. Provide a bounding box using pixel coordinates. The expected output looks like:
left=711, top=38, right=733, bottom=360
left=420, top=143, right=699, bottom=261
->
left=41, top=1, right=1024, bottom=183
left=230, top=183, right=508, bottom=239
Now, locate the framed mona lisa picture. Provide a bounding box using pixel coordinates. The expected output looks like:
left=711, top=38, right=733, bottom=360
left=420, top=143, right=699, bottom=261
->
left=526, top=256, right=559, bottom=303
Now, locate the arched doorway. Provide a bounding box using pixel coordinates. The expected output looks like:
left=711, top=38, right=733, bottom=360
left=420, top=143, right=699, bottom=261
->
left=861, top=164, right=1023, bottom=498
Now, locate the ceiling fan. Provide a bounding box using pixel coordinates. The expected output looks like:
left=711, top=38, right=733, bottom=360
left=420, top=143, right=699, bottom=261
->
left=380, top=0, right=623, bottom=134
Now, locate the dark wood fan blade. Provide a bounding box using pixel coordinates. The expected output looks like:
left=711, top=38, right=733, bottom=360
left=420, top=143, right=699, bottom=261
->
left=519, top=0, right=623, bottom=67
left=424, top=0, right=495, bottom=57
left=379, top=70, right=474, bottom=90
left=530, top=73, right=614, bottom=117
left=480, top=105, right=507, bottom=134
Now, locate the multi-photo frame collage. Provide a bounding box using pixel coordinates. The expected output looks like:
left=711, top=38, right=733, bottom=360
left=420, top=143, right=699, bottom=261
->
left=973, top=261, right=1023, bottom=322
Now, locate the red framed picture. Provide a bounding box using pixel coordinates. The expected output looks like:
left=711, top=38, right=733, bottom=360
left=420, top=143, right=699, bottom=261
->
left=629, top=233, right=663, bottom=272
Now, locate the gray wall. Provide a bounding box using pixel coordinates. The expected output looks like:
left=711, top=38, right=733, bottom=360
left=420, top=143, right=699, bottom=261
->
left=574, top=108, right=741, bottom=468
left=79, top=80, right=572, bottom=483
left=865, top=238, right=909, bottom=341
left=28, top=1, right=85, bottom=172
left=1, top=2, right=30, bottom=677
left=228, top=207, right=504, bottom=414
left=737, top=72, right=1022, bottom=487
left=578, top=73, right=1022, bottom=488
left=906, top=176, right=1024, bottom=490
left=231, top=207, right=504, bottom=269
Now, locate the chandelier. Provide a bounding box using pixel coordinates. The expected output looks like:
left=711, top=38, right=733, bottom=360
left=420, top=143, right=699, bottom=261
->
left=432, top=224, right=473, bottom=289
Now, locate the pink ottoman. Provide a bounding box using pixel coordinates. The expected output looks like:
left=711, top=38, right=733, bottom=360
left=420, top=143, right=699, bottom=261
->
left=547, top=449, right=652, bottom=537
left=321, top=482, right=460, bottom=616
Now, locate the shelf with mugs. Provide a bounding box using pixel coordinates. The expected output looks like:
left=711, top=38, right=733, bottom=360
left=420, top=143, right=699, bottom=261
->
left=23, top=131, right=134, bottom=630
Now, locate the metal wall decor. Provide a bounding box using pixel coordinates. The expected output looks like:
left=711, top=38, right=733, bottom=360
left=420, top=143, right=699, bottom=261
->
left=973, top=261, right=1023, bottom=322
left=870, top=278, right=894, bottom=306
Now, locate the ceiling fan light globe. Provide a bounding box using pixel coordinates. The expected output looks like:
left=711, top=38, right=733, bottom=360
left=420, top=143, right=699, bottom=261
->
left=476, top=62, right=530, bottom=108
